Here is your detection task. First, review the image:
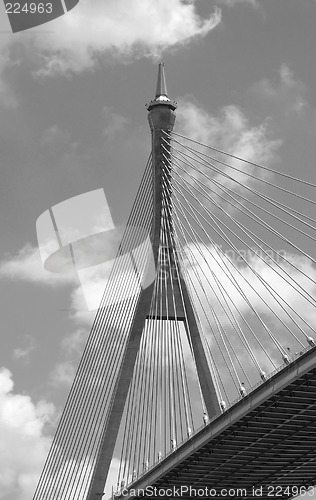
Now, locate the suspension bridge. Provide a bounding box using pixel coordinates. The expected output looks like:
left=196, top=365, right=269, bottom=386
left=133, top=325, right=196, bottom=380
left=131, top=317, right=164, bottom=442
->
left=33, top=64, right=316, bottom=500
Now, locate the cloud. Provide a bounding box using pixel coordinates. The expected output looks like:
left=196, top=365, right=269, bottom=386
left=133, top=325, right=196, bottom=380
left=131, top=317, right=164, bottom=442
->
left=7, top=0, right=221, bottom=77
left=34, top=456, right=93, bottom=500
left=50, top=328, right=89, bottom=386
left=188, top=244, right=316, bottom=321
left=0, top=244, right=104, bottom=385
left=0, top=368, right=54, bottom=500
left=0, top=53, right=18, bottom=108
left=102, top=106, right=130, bottom=141
left=217, top=0, right=259, bottom=7
left=12, top=334, right=37, bottom=362
left=174, top=99, right=281, bottom=204
left=176, top=100, right=278, bottom=157
left=179, top=242, right=316, bottom=400
left=70, top=263, right=110, bottom=318
left=40, top=124, right=73, bottom=150
left=252, top=64, right=307, bottom=114
left=0, top=195, right=155, bottom=319
left=185, top=243, right=316, bottom=353
left=0, top=78, right=18, bottom=109
left=0, top=243, right=76, bottom=286
left=0, top=242, right=109, bottom=324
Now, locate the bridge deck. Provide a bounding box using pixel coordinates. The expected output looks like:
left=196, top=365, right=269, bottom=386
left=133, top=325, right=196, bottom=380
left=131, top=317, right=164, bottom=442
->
left=119, top=346, right=316, bottom=500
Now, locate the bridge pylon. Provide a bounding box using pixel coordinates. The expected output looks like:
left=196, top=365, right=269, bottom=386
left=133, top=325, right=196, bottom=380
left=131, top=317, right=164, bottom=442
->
left=86, top=63, right=221, bottom=500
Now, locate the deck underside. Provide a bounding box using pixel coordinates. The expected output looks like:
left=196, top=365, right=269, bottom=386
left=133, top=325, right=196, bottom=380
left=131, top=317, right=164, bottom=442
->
left=119, top=346, right=316, bottom=500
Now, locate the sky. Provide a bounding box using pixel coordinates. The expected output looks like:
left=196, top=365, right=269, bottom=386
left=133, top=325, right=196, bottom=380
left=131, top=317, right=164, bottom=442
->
left=0, top=0, right=316, bottom=498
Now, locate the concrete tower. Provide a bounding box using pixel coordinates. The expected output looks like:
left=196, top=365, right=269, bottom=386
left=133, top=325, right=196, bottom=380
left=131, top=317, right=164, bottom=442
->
left=86, top=64, right=220, bottom=500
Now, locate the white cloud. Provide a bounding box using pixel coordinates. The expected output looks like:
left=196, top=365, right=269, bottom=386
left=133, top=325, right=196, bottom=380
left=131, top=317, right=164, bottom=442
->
left=185, top=243, right=316, bottom=345
left=0, top=368, right=54, bottom=500
left=49, top=360, right=77, bottom=387
left=252, top=64, right=307, bottom=114
left=102, top=106, right=130, bottom=141
left=41, top=124, right=72, bottom=148
left=70, top=262, right=110, bottom=318
left=0, top=219, right=153, bottom=321
left=0, top=78, right=18, bottom=109
left=0, top=242, right=108, bottom=327
left=10, top=0, right=221, bottom=77
left=12, top=334, right=37, bottom=362
left=217, top=0, right=259, bottom=7
left=174, top=99, right=281, bottom=203
left=176, top=100, right=278, bottom=157
left=180, top=242, right=316, bottom=397
left=34, top=456, right=93, bottom=500
left=0, top=243, right=76, bottom=286
left=50, top=328, right=89, bottom=386
left=176, top=100, right=280, bottom=162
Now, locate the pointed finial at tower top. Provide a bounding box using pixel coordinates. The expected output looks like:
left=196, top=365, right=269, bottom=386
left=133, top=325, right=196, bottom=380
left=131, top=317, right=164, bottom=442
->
left=146, top=63, right=177, bottom=111
left=155, top=62, right=168, bottom=99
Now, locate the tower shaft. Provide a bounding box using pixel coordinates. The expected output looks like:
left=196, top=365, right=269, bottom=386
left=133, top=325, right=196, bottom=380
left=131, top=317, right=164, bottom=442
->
left=87, top=64, right=220, bottom=500
left=148, top=65, right=220, bottom=422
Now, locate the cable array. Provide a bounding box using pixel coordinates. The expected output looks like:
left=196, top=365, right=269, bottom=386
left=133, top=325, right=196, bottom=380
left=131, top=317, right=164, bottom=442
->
left=109, top=129, right=316, bottom=493
left=112, top=161, right=208, bottom=491
left=157, top=129, right=316, bottom=403
left=33, top=156, right=155, bottom=500
left=33, top=128, right=316, bottom=500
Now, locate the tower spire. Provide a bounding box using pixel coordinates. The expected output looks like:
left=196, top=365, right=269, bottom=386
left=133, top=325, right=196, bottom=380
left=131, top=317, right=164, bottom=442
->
left=147, top=62, right=177, bottom=111
left=155, top=62, right=168, bottom=99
